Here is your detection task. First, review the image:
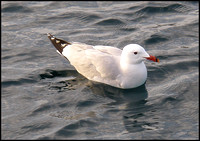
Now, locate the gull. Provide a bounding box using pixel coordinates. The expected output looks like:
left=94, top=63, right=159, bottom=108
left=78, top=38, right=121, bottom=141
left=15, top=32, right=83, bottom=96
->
left=47, top=33, right=159, bottom=89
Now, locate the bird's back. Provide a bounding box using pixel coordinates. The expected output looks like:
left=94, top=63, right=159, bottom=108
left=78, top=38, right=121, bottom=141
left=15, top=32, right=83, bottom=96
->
left=62, top=42, right=122, bottom=87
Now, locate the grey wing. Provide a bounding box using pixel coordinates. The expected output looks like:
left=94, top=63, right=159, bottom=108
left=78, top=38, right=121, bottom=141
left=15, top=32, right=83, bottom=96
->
left=94, top=45, right=122, bottom=56
left=84, top=49, right=121, bottom=80
left=62, top=43, right=100, bottom=79
left=62, top=43, right=121, bottom=80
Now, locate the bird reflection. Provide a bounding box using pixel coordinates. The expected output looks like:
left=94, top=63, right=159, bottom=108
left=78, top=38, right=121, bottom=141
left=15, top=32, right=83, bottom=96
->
left=86, top=81, right=157, bottom=133
left=86, top=81, right=148, bottom=104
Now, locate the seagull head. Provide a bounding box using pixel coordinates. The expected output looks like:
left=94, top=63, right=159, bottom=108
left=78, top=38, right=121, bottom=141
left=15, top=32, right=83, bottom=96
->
left=121, top=44, right=159, bottom=64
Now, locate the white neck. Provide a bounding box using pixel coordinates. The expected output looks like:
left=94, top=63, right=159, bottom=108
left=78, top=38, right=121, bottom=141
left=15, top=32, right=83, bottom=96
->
left=119, top=57, right=147, bottom=89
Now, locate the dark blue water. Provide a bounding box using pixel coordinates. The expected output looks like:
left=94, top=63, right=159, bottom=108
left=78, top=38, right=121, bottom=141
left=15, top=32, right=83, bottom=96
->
left=2, top=1, right=199, bottom=140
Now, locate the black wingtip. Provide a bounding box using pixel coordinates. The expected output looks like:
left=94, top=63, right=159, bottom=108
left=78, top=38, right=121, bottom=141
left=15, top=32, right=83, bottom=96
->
left=47, top=33, right=71, bottom=54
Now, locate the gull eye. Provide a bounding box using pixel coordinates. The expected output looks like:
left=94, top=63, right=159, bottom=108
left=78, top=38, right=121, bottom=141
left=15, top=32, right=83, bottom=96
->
left=134, top=52, right=138, bottom=55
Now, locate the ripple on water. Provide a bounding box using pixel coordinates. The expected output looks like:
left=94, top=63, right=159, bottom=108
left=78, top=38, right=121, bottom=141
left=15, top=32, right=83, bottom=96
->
left=2, top=4, right=33, bottom=13
left=1, top=1, right=198, bottom=140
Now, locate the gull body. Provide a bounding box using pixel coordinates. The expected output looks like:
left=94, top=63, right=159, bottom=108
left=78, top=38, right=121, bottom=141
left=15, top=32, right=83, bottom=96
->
left=47, top=33, right=159, bottom=89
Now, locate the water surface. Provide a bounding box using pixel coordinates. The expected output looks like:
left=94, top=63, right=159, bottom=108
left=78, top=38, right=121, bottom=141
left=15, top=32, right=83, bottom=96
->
left=1, top=1, right=199, bottom=140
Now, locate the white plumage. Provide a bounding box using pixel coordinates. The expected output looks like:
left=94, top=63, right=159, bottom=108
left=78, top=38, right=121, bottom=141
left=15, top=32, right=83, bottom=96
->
left=47, top=33, right=159, bottom=89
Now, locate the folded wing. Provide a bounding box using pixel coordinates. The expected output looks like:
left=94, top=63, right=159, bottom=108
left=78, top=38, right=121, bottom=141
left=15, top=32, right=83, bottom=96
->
left=62, top=42, right=121, bottom=81
left=94, top=45, right=122, bottom=56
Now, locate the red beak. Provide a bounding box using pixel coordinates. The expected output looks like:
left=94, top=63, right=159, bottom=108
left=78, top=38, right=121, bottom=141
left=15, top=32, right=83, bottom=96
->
left=145, top=55, right=159, bottom=62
